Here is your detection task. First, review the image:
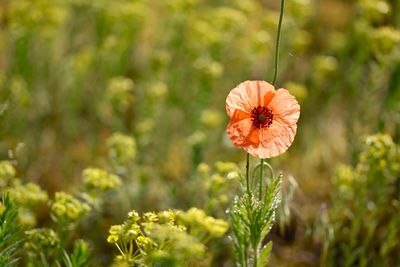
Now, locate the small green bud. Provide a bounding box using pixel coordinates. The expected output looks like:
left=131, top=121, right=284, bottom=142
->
left=143, top=212, right=158, bottom=223
left=136, top=236, right=156, bottom=251
left=128, top=210, right=140, bottom=222
left=109, top=225, right=122, bottom=235
left=126, top=229, right=139, bottom=239
left=107, top=234, right=119, bottom=244
left=157, top=210, right=176, bottom=224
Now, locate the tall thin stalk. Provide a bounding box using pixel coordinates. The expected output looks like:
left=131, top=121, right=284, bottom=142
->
left=259, top=159, right=264, bottom=200
left=246, top=153, right=250, bottom=194
left=272, top=0, right=285, bottom=86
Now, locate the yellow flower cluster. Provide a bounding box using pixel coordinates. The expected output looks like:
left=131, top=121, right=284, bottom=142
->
left=106, top=133, right=137, bottom=167
left=50, top=192, right=91, bottom=224
left=176, top=208, right=229, bottom=238
left=24, top=228, right=59, bottom=252
left=0, top=161, right=16, bottom=184
left=8, top=0, right=67, bottom=37
left=369, top=27, right=400, bottom=55
left=1, top=164, right=48, bottom=225
left=105, top=76, right=134, bottom=113
left=7, top=181, right=48, bottom=207
left=359, top=134, right=400, bottom=174
left=83, top=167, right=122, bottom=192
left=327, top=134, right=400, bottom=265
left=333, top=134, right=400, bottom=198
left=357, top=0, right=391, bottom=23
left=107, top=208, right=228, bottom=265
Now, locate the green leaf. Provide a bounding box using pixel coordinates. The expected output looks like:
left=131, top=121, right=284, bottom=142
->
left=258, top=242, right=272, bottom=267
left=62, top=240, right=91, bottom=267
left=0, top=193, right=23, bottom=267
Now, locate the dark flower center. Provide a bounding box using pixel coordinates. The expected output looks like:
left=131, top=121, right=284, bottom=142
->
left=251, top=106, right=273, bottom=129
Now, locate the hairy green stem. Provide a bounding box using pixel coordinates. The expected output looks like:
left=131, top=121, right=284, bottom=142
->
left=259, top=159, right=264, bottom=200
left=263, top=162, right=275, bottom=205
left=246, top=153, right=250, bottom=194
left=253, top=248, right=258, bottom=267
left=244, top=249, right=249, bottom=267
left=272, top=0, right=285, bottom=86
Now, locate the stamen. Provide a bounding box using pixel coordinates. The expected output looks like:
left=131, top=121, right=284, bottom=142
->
left=251, top=106, right=273, bottom=129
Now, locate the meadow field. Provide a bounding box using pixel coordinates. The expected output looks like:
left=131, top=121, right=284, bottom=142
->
left=0, top=0, right=399, bottom=266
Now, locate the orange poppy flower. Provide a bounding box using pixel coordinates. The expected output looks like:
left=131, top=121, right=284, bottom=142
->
left=226, top=80, right=300, bottom=158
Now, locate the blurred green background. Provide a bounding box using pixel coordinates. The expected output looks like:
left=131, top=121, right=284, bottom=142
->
left=0, top=0, right=399, bottom=266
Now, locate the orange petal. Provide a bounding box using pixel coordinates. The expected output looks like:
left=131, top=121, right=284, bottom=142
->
left=226, top=80, right=276, bottom=118
left=267, top=88, right=300, bottom=125
left=257, top=119, right=297, bottom=158
left=243, top=144, right=263, bottom=158
left=226, top=117, right=261, bottom=148
left=246, top=127, right=259, bottom=146
left=263, top=91, right=275, bottom=107
left=227, top=118, right=254, bottom=147
left=230, top=109, right=251, bottom=124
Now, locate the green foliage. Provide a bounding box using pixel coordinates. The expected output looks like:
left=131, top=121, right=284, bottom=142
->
left=63, top=240, right=91, bottom=267
left=229, top=160, right=281, bottom=267
left=0, top=194, right=23, bottom=267
left=322, top=134, right=400, bottom=266
left=0, top=164, right=97, bottom=265
left=24, top=228, right=92, bottom=267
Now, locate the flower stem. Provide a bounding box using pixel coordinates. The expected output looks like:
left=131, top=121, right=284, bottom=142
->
left=272, top=0, right=285, bottom=86
left=259, top=159, right=264, bottom=200
left=253, top=248, right=258, bottom=267
left=244, top=249, right=249, bottom=267
left=246, top=153, right=250, bottom=194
